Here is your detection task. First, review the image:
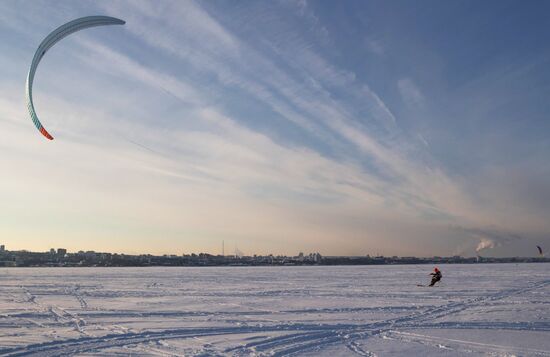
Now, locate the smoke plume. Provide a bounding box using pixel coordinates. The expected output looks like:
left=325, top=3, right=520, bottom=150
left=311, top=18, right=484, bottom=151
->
left=476, top=238, right=497, bottom=252
left=450, top=225, right=521, bottom=254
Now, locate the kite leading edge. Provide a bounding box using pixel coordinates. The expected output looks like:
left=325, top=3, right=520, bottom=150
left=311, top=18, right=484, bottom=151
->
left=26, top=16, right=125, bottom=140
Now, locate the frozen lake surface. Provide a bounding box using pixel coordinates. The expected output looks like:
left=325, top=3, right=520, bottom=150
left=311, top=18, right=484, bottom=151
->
left=0, top=264, right=548, bottom=356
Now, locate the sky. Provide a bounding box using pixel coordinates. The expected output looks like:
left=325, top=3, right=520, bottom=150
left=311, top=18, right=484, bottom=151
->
left=1, top=0, right=549, bottom=257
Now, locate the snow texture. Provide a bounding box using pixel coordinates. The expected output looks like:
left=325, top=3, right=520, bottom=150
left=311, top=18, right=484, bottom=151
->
left=0, top=263, right=548, bottom=356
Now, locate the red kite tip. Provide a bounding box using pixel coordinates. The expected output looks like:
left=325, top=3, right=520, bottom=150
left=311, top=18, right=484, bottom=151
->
left=39, top=127, right=54, bottom=140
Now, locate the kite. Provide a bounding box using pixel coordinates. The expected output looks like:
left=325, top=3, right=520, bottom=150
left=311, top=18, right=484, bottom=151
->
left=26, top=16, right=125, bottom=140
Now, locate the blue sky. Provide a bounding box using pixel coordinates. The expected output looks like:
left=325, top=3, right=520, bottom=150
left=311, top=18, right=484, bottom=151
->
left=1, top=0, right=549, bottom=256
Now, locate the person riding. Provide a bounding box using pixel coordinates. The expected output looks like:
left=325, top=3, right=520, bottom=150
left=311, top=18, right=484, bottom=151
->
left=429, top=267, right=442, bottom=286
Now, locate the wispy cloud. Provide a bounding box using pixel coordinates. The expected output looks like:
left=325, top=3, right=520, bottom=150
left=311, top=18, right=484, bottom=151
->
left=1, top=0, right=548, bottom=255
left=398, top=78, right=424, bottom=107
left=366, top=37, right=385, bottom=56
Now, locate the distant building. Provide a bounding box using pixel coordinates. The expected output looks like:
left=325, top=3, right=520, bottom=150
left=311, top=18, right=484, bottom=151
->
left=50, top=248, right=56, bottom=255
left=0, top=245, right=5, bottom=252
left=57, top=248, right=67, bottom=256
left=313, top=253, right=322, bottom=263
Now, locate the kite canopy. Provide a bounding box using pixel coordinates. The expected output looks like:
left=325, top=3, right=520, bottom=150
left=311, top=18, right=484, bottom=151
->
left=26, top=16, right=125, bottom=140
left=537, top=245, right=543, bottom=256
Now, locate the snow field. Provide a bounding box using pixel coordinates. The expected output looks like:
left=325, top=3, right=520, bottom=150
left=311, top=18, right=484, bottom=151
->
left=0, top=264, right=548, bottom=356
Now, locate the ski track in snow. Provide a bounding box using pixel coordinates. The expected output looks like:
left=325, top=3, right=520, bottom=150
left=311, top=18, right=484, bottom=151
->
left=387, top=330, right=550, bottom=356
left=227, top=279, right=550, bottom=356
left=0, top=264, right=548, bottom=356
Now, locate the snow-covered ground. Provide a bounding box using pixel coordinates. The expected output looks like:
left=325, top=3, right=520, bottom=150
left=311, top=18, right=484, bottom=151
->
left=0, top=264, right=548, bottom=356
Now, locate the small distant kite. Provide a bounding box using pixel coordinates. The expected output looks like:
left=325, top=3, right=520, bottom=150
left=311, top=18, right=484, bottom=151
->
left=537, top=245, right=544, bottom=257
left=26, top=16, right=125, bottom=140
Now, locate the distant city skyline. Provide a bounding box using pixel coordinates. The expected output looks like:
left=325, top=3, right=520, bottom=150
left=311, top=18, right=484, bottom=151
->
left=1, top=244, right=547, bottom=269
left=1, top=1, right=549, bottom=257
